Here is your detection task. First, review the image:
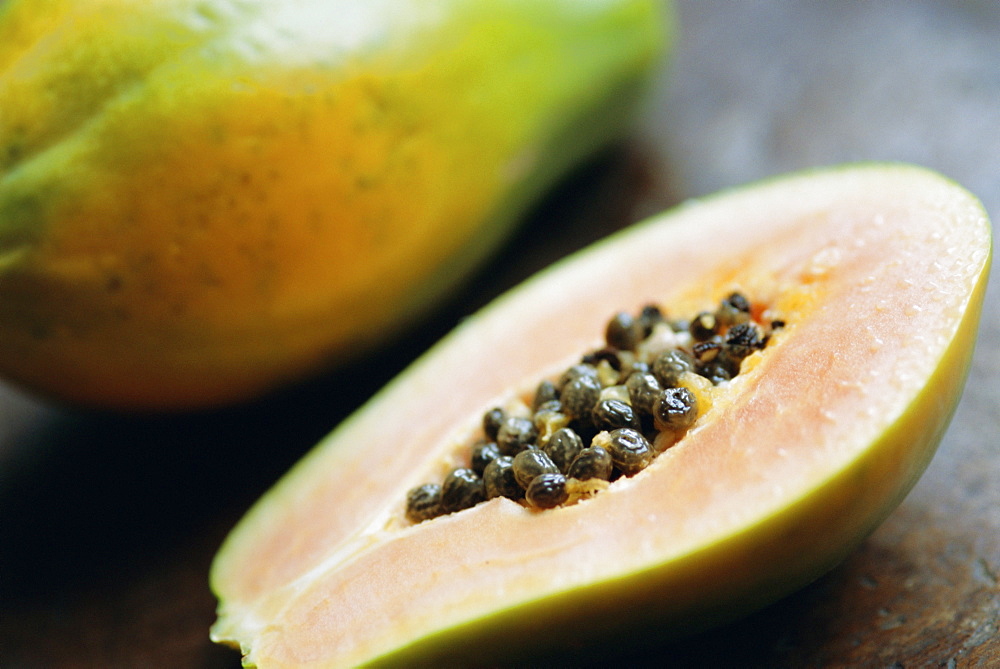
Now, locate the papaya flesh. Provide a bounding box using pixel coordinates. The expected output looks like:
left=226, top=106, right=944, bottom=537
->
left=209, top=164, right=991, bottom=667
left=0, top=0, right=667, bottom=409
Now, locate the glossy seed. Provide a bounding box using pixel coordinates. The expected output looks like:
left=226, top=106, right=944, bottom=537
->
left=496, top=415, right=538, bottom=455
left=582, top=347, right=625, bottom=372
left=483, top=456, right=523, bottom=500
left=544, top=427, right=585, bottom=472
left=651, top=349, right=694, bottom=388
left=692, top=339, right=723, bottom=363
left=637, top=304, right=666, bottom=337
left=525, top=472, right=569, bottom=509
left=512, top=448, right=560, bottom=489
left=717, top=292, right=751, bottom=327
left=605, top=311, right=640, bottom=350
left=483, top=407, right=505, bottom=441
left=725, top=322, right=765, bottom=359
left=592, top=398, right=640, bottom=432
left=558, top=363, right=600, bottom=391
left=689, top=312, right=718, bottom=341
left=470, top=441, right=501, bottom=476
left=696, top=360, right=733, bottom=385
left=600, top=428, right=654, bottom=476
left=625, top=372, right=662, bottom=415
left=405, top=483, right=443, bottom=523
left=567, top=446, right=613, bottom=481
left=653, top=387, right=699, bottom=432
left=560, top=374, right=603, bottom=420
left=533, top=380, right=559, bottom=410
left=440, top=468, right=485, bottom=513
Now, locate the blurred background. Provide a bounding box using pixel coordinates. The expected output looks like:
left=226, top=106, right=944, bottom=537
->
left=2, top=1, right=997, bottom=666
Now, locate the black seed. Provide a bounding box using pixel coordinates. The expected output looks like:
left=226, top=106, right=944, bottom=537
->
left=725, top=322, right=765, bottom=359
left=716, top=292, right=752, bottom=328
left=544, top=427, right=584, bottom=472
left=653, top=387, right=698, bottom=432
left=483, top=407, right=504, bottom=441
left=605, top=312, right=639, bottom=350
left=770, top=319, right=786, bottom=330
left=592, top=398, right=640, bottom=432
left=532, top=380, right=559, bottom=410
left=496, top=415, right=538, bottom=455
left=637, top=304, right=666, bottom=337
left=470, top=441, right=501, bottom=476
left=560, top=374, right=602, bottom=420
left=567, top=446, right=613, bottom=481
left=557, top=363, right=600, bottom=391
left=625, top=372, right=662, bottom=415
left=512, top=448, right=560, bottom=489
left=440, top=468, right=485, bottom=513
left=651, top=349, right=694, bottom=387
left=604, top=428, right=654, bottom=476
left=525, top=473, right=569, bottom=509
left=483, top=456, right=523, bottom=500
left=689, top=312, right=718, bottom=341
left=696, top=360, right=733, bottom=385
left=692, top=339, right=723, bottom=363
left=723, top=292, right=751, bottom=313
left=405, top=483, right=443, bottom=523
left=619, top=359, right=651, bottom=382
left=581, top=347, right=623, bottom=371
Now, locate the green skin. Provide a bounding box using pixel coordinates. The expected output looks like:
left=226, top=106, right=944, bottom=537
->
left=0, top=0, right=670, bottom=409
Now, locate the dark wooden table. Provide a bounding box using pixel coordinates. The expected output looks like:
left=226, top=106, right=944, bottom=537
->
left=2, top=1, right=998, bottom=666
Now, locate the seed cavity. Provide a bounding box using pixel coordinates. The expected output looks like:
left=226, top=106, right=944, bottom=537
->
left=405, top=292, right=782, bottom=523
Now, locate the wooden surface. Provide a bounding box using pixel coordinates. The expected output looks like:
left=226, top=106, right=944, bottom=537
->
left=2, top=1, right=998, bottom=666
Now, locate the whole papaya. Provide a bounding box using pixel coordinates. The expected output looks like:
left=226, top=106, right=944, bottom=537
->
left=0, top=0, right=668, bottom=409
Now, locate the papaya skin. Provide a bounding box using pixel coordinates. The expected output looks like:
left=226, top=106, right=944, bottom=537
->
left=208, top=164, right=991, bottom=667
left=0, top=0, right=668, bottom=409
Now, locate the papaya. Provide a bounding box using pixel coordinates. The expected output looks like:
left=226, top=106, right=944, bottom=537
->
left=208, top=164, right=992, bottom=666
left=0, top=0, right=668, bottom=410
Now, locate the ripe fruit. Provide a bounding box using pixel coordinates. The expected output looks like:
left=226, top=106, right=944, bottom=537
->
left=210, top=164, right=991, bottom=666
left=0, top=0, right=667, bottom=409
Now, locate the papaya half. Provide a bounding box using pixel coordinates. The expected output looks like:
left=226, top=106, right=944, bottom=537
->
left=0, top=0, right=667, bottom=410
left=209, top=164, right=992, bottom=667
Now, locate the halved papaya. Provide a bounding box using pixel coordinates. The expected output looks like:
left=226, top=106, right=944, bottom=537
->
left=210, top=164, right=992, bottom=667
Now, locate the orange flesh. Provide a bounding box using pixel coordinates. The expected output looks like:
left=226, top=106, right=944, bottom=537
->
left=210, top=165, right=991, bottom=667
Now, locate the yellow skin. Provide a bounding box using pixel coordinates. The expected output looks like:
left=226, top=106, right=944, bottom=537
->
left=0, top=0, right=667, bottom=409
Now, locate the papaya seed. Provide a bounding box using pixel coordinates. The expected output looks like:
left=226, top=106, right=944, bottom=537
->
left=483, top=456, right=523, bottom=501
left=440, top=468, right=486, bottom=513
left=405, top=483, right=444, bottom=523
left=483, top=407, right=505, bottom=441
left=544, top=427, right=585, bottom=473
left=653, top=387, right=699, bottom=432
left=512, top=448, right=560, bottom=490
left=496, top=415, right=538, bottom=456
left=525, top=473, right=569, bottom=509
left=470, top=441, right=501, bottom=477
left=567, top=446, right=613, bottom=481
left=598, top=428, right=654, bottom=477
left=592, top=398, right=641, bottom=432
